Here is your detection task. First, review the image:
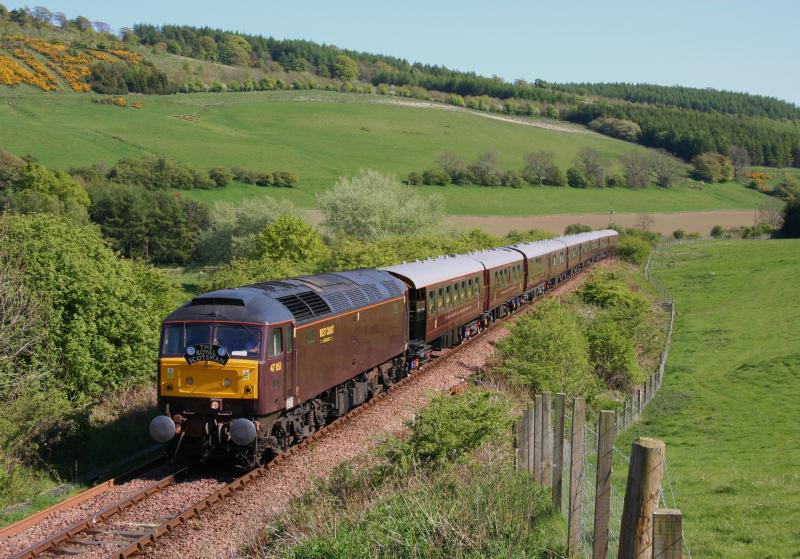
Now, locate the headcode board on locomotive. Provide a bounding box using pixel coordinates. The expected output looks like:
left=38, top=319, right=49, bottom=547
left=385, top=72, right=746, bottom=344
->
left=148, top=230, right=618, bottom=467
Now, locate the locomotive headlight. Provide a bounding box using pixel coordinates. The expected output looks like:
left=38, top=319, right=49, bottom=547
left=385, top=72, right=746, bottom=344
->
left=165, top=383, right=173, bottom=391
left=244, top=385, right=253, bottom=394
left=210, top=400, right=220, bottom=411
left=186, top=376, right=194, bottom=386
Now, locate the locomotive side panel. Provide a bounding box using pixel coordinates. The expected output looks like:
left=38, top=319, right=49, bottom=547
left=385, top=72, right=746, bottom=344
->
left=294, top=297, right=406, bottom=403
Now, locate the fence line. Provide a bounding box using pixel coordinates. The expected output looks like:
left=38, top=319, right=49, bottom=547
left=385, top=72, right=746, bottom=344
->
left=513, top=241, right=696, bottom=558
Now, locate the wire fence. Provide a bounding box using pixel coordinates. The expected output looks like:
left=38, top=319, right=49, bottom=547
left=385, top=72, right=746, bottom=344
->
left=517, top=241, right=701, bottom=558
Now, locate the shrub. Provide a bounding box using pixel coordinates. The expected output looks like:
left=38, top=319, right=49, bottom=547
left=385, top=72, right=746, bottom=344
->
left=564, top=223, right=592, bottom=234
left=605, top=173, right=625, bottom=187
left=208, top=166, right=231, bottom=187
left=500, top=170, right=524, bottom=187
left=543, top=165, right=565, bottom=186
left=566, top=166, right=589, bottom=188
left=673, top=229, right=686, bottom=239
left=587, top=316, right=641, bottom=390
left=616, top=236, right=651, bottom=265
left=778, top=199, right=800, bottom=238
left=405, top=171, right=422, bottom=185
left=710, top=225, right=725, bottom=238
left=589, top=116, right=642, bottom=141
left=495, top=299, right=598, bottom=400
left=422, top=168, right=450, bottom=186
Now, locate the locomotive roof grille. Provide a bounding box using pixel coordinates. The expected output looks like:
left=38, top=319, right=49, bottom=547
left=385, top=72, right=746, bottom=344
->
left=276, top=292, right=331, bottom=320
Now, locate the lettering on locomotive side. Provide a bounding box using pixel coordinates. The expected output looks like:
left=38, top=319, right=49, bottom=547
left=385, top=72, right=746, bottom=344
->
left=319, top=324, right=335, bottom=344
left=269, top=362, right=282, bottom=373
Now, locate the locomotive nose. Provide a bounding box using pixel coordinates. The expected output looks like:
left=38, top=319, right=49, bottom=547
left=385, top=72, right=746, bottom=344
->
left=149, top=415, right=177, bottom=443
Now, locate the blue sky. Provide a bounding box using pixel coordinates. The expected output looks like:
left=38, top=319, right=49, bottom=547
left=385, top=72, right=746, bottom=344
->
left=6, top=0, right=799, bottom=104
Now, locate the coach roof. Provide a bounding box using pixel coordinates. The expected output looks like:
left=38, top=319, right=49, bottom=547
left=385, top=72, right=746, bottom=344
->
left=466, top=247, right=524, bottom=269
left=381, top=255, right=484, bottom=288
left=509, top=238, right=568, bottom=259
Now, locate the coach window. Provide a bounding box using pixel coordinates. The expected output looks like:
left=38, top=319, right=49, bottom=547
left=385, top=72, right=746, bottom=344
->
left=438, top=287, right=444, bottom=310
left=460, top=280, right=466, bottom=301
left=453, top=282, right=459, bottom=303
left=268, top=328, right=283, bottom=357
left=467, top=278, right=473, bottom=298
left=428, top=291, right=435, bottom=315
left=446, top=285, right=451, bottom=307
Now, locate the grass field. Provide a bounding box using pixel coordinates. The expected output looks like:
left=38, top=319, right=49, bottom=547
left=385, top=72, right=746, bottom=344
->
left=0, top=90, right=776, bottom=216
left=616, top=240, right=800, bottom=558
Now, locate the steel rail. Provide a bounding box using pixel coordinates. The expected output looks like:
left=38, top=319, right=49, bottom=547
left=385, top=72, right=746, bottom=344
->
left=8, top=466, right=188, bottom=559
left=0, top=456, right=166, bottom=541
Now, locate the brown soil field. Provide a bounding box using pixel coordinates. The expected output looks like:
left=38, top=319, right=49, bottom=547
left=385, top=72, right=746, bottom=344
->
left=444, top=209, right=760, bottom=236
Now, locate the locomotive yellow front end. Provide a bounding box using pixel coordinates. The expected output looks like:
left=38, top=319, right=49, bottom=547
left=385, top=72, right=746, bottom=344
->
left=149, top=290, right=295, bottom=465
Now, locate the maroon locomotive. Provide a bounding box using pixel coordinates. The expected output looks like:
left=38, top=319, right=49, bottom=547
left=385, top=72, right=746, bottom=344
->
left=149, top=230, right=618, bottom=466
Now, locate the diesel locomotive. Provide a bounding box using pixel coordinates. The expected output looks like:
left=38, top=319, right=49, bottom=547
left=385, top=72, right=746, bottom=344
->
left=149, top=230, right=618, bottom=466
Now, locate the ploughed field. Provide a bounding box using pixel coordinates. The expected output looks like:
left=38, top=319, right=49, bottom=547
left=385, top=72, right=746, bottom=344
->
left=0, top=90, right=773, bottom=216
left=616, top=240, right=800, bottom=558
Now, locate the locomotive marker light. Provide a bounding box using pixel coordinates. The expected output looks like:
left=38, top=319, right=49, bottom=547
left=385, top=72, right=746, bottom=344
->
left=229, top=418, right=257, bottom=446
left=150, top=415, right=176, bottom=443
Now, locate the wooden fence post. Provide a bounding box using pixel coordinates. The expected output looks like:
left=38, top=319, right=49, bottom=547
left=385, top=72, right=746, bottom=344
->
left=644, top=379, right=649, bottom=405
left=514, top=416, right=522, bottom=472
left=526, top=400, right=535, bottom=477
left=593, top=410, right=616, bottom=559
left=552, top=393, right=565, bottom=511
left=542, top=392, right=553, bottom=486
left=618, top=438, right=666, bottom=559
left=534, top=394, right=543, bottom=483
left=637, top=388, right=643, bottom=416
left=520, top=406, right=529, bottom=474
left=567, top=397, right=585, bottom=555
left=653, top=509, right=683, bottom=559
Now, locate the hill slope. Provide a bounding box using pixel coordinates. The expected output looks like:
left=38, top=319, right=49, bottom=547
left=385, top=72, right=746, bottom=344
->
left=0, top=89, right=775, bottom=215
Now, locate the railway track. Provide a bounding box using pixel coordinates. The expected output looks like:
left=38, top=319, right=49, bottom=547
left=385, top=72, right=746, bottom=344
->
left=3, top=261, right=604, bottom=559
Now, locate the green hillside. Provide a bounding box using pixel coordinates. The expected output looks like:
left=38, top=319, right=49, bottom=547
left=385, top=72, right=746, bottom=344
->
left=0, top=90, right=774, bottom=215
left=617, top=240, right=800, bottom=558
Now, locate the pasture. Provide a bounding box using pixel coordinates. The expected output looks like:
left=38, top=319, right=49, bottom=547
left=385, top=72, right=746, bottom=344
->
left=0, top=90, right=774, bottom=216
left=617, top=240, right=800, bottom=558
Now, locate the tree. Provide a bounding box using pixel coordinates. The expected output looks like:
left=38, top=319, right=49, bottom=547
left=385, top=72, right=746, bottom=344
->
left=566, top=166, right=589, bottom=188
left=727, top=145, right=751, bottom=180
left=255, top=214, right=327, bottom=263
left=31, top=6, right=51, bottom=23
left=616, top=236, right=650, bottom=265
left=469, top=150, right=502, bottom=186
left=422, top=168, right=450, bottom=186
left=779, top=199, right=800, bottom=238
left=52, top=11, right=67, bottom=28
left=710, top=225, right=725, bottom=238
left=636, top=212, right=655, bottom=232
left=543, top=165, right=565, bottom=186
left=333, top=54, right=359, bottom=80
left=437, top=152, right=466, bottom=180
left=93, top=20, right=113, bottom=33
left=619, top=153, right=651, bottom=188
left=589, top=116, right=641, bottom=141
left=318, top=169, right=444, bottom=240
left=522, top=150, right=555, bottom=185
left=692, top=152, right=734, bottom=182
left=0, top=213, right=181, bottom=399
left=71, top=15, right=92, bottom=31
left=648, top=150, right=683, bottom=188
left=219, top=35, right=252, bottom=66
left=576, top=148, right=607, bottom=187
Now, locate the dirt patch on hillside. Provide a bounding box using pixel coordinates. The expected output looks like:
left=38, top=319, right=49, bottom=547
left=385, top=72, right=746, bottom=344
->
left=445, top=210, right=758, bottom=236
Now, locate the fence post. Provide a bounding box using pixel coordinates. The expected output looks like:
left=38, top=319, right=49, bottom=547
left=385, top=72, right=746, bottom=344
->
left=623, top=399, right=630, bottom=428
left=520, top=406, right=529, bottom=474
left=513, top=417, right=520, bottom=472
left=534, top=394, right=543, bottom=483
left=653, top=509, right=683, bottom=559
left=618, top=438, right=666, bottom=559
left=542, top=392, right=553, bottom=486
left=644, top=378, right=649, bottom=405
left=552, top=393, right=565, bottom=511
left=526, top=400, right=535, bottom=477
left=567, top=397, right=585, bottom=555
left=637, top=388, right=643, bottom=416
left=593, top=410, right=616, bottom=559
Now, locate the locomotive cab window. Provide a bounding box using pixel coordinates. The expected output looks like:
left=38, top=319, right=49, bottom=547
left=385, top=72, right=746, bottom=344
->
left=268, top=328, right=283, bottom=357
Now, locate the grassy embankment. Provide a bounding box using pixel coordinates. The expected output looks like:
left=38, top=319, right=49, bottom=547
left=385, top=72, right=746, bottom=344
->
left=0, top=90, right=776, bottom=216
left=616, top=240, right=800, bottom=558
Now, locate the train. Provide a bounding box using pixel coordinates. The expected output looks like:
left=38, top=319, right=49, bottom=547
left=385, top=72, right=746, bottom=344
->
left=149, top=230, right=619, bottom=467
